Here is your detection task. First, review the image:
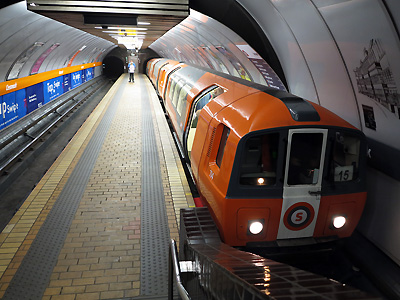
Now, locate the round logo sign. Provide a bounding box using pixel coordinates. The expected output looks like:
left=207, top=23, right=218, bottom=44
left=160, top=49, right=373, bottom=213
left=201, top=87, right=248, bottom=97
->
left=283, top=202, right=315, bottom=231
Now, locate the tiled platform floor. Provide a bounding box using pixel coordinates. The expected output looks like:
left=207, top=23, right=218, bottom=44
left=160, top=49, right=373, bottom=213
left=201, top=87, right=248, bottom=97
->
left=0, top=74, right=194, bottom=299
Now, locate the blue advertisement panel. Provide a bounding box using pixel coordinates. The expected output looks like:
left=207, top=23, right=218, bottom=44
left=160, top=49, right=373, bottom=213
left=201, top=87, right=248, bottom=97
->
left=1, top=92, right=19, bottom=129
left=63, top=73, right=71, bottom=93
left=86, top=68, right=94, bottom=81
left=82, top=69, right=86, bottom=83
left=0, top=95, right=3, bottom=130
left=44, top=76, right=63, bottom=104
left=71, top=71, right=82, bottom=89
left=0, top=68, right=95, bottom=130
left=26, top=83, right=44, bottom=114
left=16, top=89, right=26, bottom=119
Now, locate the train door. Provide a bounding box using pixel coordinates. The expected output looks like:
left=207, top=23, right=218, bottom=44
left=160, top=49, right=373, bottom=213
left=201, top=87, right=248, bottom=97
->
left=184, top=86, right=225, bottom=162
left=277, top=129, right=328, bottom=240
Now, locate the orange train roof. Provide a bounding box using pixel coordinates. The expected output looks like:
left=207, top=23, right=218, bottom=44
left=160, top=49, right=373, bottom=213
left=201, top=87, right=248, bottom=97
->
left=187, top=69, right=357, bottom=138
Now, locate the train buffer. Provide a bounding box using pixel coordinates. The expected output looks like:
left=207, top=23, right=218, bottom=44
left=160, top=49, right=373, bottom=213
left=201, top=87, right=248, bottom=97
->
left=168, top=207, right=382, bottom=300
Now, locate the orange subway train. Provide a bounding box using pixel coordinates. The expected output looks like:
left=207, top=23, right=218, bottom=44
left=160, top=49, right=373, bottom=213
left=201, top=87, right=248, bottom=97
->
left=146, top=58, right=367, bottom=247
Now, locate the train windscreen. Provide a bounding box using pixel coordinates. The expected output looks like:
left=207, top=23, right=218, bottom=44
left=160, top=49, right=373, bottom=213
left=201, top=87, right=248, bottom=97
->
left=329, top=131, right=361, bottom=183
left=239, top=133, right=279, bottom=186
left=287, top=133, right=323, bottom=185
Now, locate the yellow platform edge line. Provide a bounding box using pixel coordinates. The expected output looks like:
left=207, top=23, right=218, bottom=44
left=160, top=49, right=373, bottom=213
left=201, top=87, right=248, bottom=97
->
left=144, top=78, right=195, bottom=246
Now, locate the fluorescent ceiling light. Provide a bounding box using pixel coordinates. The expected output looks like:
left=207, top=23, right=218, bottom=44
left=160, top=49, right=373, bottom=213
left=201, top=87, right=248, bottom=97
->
left=103, top=31, right=147, bottom=35
left=96, top=27, right=147, bottom=31
left=114, top=36, right=144, bottom=50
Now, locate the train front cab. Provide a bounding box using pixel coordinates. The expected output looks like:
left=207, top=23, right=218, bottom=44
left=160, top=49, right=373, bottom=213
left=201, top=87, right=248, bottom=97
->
left=227, top=127, right=367, bottom=246
left=192, top=98, right=367, bottom=247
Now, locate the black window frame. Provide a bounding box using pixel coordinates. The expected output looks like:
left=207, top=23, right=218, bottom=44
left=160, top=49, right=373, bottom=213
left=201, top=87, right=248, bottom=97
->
left=183, top=85, right=222, bottom=163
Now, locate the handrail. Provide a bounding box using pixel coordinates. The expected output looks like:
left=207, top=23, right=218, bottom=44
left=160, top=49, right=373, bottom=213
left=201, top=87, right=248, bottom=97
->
left=169, top=239, right=191, bottom=300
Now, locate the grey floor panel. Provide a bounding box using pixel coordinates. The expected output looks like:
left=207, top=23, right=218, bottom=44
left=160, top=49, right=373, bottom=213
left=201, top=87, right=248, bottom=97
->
left=2, top=84, right=126, bottom=300
left=140, top=80, right=170, bottom=296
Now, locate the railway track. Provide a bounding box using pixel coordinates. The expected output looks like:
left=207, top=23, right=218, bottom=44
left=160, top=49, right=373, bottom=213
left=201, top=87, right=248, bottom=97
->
left=0, top=76, right=113, bottom=231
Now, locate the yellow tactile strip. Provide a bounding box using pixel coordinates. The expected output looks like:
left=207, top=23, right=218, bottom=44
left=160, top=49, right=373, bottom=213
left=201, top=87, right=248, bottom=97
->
left=0, top=76, right=122, bottom=298
left=144, top=79, right=194, bottom=243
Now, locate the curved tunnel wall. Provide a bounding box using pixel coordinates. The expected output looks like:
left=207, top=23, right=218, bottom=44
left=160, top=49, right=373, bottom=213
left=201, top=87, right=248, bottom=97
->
left=0, top=2, right=118, bottom=129
left=0, top=3, right=116, bottom=79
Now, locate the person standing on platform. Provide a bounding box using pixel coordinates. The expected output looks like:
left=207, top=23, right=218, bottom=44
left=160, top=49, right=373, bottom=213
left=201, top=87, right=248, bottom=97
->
left=128, top=60, right=136, bottom=82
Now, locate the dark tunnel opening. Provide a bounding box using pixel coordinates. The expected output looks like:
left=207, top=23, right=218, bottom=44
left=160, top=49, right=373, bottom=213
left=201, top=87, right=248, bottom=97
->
left=102, top=56, right=125, bottom=80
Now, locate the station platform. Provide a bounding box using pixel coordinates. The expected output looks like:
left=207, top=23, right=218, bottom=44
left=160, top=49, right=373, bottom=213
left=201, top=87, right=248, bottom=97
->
left=0, top=74, right=194, bottom=299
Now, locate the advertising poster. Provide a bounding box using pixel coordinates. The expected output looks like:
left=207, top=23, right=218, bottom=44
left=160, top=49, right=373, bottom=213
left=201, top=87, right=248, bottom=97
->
left=71, top=71, right=82, bottom=89
left=0, top=90, right=26, bottom=130
left=31, top=43, right=60, bottom=75
left=26, top=83, right=44, bottom=114
left=215, top=46, right=252, bottom=81
left=85, top=68, right=94, bottom=81
left=0, top=68, right=96, bottom=131
left=44, top=76, right=63, bottom=104
left=16, top=89, right=27, bottom=119
left=318, top=0, right=400, bottom=151
left=1, top=92, right=19, bottom=129
left=236, top=44, right=286, bottom=91
left=202, top=47, right=229, bottom=73
left=196, top=48, right=215, bottom=69
left=0, top=95, right=3, bottom=129
left=82, top=69, right=86, bottom=83
left=63, top=73, right=71, bottom=93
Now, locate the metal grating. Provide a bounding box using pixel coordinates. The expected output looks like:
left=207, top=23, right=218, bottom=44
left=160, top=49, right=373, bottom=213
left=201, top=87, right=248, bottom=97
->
left=140, top=79, right=171, bottom=296
left=206, top=127, right=216, bottom=157
left=2, top=83, right=126, bottom=300
left=179, top=207, right=382, bottom=300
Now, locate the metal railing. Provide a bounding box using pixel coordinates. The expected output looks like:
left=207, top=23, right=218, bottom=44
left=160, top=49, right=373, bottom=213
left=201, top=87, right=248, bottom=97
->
left=169, top=239, right=191, bottom=300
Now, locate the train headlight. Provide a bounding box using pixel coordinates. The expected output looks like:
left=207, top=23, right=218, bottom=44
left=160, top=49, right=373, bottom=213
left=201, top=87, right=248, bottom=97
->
left=249, top=221, right=263, bottom=235
left=333, top=216, right=346, bottom=229
left=257, top=177, right=265, bottom=185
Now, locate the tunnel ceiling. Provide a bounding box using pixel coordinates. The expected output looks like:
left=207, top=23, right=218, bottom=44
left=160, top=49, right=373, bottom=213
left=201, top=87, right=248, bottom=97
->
left=26, top=0, right=189, bottom=49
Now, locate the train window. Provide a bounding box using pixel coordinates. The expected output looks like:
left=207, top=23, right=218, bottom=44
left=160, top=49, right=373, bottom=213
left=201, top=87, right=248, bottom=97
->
left=168, top=79, right=177, bottom=102
left=156, top=62, right=169, bottom=87
left=210, top=86, right=225, bottom=99
left=176, top=83, right=191, bottom=117
left=330, top=132, right=361, bottom=182
left=240, top=133, right=279, bottom=186
left=163, top=67, right=181, bottom=99
left=186, top=86, right=225, bottom=160
left=287, top=133, right=323, bottom=185
left=172, top=79, right=185, bottom=107
left=216, top=126, right=230, bottom=167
